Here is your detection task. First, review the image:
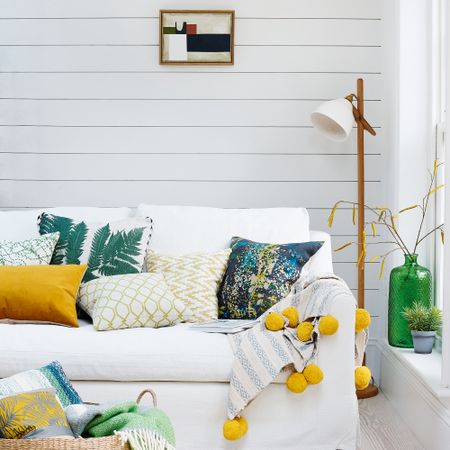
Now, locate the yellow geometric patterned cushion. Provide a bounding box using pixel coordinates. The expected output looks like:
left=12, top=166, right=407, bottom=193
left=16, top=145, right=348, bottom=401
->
left=78, top=273, right=192, bottom=331
left=0, top=389, right=73, bottom=439
left=145, top=249, right=231, bottom=322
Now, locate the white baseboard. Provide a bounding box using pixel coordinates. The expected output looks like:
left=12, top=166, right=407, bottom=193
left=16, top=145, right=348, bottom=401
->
left=379, top=342, right=450, bottom=450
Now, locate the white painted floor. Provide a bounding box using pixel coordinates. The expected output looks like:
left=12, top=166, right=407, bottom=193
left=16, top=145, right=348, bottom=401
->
left=359, top=391, right=424, bottom=450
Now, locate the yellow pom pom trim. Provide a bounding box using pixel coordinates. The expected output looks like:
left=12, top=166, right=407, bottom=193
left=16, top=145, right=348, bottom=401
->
left=318, top=315, right=339, bottom=335
left=265, top=312, right=285, bottom=331
left=297, top=321, right=314, bottom=342
left=282, top=306, right=299, bottom=327
left=287, top=372, right=308, bottom=393
left=236, top=416, right=248, bottom=436
left=355, top=366, right=371, bottom=391
left=223, top=418, right=245, bottom=441
left=303, top=364, right=324, bottom=385
left=355, top=308, right=371, bottom=333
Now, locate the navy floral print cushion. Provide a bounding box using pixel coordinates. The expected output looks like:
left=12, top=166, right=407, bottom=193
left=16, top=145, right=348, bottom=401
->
left=218, top=237, right=323, bottom=319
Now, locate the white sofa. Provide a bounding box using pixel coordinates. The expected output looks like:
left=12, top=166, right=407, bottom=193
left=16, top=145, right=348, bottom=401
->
left=0, top=205, right=358, bottom=450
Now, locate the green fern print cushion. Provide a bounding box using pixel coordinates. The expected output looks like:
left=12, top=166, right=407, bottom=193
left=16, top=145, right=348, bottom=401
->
left=38, top=213, right=152, bottom=283
left=0, top=233, right=59, bottom=266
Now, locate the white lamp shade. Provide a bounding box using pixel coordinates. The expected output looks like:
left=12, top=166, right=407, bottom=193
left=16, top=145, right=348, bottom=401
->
left=310, top=98, right=355, bottom=142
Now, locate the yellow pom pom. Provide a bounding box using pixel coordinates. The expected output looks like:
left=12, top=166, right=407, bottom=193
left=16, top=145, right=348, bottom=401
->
left=265, top=312, right=285, bottom=331
left=282, top=306, right=299, bottom=327
left=223, top=419, right=244, bottom=441
left=318, top=315, right=339, bottom=335
left=355, top=366, right=372, bottom=391
left=297, top=321, right=314, bottom=342
left=287, top=372, right=308, bottom=393
left=236, top=416, right=248, bottom=436
left=355, top=308, right=371, bottom=333
left=303, top=364, right=324, bottom=385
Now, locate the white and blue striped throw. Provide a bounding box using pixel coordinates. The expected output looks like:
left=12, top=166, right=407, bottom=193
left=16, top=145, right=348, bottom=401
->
left=227, top=273, right=367, bottom=419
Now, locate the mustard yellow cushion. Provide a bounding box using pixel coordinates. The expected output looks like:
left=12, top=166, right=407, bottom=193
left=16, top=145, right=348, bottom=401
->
left=0, top=265, right=86, bottom=327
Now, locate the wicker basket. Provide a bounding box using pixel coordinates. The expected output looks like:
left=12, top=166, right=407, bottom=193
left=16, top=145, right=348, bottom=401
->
left=0, top=435, right=129, bottom=450
left=0, top=390, right=158, bottom=450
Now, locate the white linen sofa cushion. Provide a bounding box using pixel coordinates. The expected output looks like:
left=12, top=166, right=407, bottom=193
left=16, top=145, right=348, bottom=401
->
left=0, top=321, right=234, bottom=382
left=0, top=207, right=132, bottom=241
left=136, top=204, right=310, bottom=254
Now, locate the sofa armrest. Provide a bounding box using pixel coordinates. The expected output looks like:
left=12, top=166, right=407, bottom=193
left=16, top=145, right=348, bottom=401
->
left=317, top=285, right=356, bottom=392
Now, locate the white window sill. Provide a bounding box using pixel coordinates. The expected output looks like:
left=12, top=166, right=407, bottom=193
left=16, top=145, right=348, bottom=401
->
left=381, top=340, right=450, bottom=409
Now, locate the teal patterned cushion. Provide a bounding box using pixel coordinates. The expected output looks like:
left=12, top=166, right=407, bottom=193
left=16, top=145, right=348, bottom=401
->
left=0, top=361, right=82, bottom=408
left=218, top=237, right=323, bottom=319
left=38, top=213, right=152, bottom=283
left=0, top=233, right=59, bottom=266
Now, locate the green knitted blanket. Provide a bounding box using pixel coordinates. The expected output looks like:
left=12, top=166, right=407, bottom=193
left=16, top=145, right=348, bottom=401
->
left=85, top=401, right=175, bottom=450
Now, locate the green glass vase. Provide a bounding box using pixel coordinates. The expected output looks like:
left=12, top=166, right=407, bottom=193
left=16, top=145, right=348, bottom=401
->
left=388, top=254, right=432, bottom=348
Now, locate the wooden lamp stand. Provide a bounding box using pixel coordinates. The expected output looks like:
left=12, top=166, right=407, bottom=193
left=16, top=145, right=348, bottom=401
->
left=311, top=78, right=379, bottom=399
left=353, top=78, right=379, bottom=400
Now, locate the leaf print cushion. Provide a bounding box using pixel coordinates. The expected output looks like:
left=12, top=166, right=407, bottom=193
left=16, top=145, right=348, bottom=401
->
left=38, top=213, right=152, bottom=282
left=218, top=237, right=323, bottom=320
left=0, top=389, right=73, bottom=439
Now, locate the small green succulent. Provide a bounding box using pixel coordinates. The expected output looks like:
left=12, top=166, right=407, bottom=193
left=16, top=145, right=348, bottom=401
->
left=402, top=302, right=442, bottom=332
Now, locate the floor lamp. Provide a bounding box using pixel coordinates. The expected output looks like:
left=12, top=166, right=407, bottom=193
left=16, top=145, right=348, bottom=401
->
left=311, top=78, right=379, bottom=399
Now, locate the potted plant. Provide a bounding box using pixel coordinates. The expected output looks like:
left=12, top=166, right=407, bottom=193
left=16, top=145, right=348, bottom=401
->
left=402, top=302, right=442, bottom=354
left=328, top=161, right=444, bottom=348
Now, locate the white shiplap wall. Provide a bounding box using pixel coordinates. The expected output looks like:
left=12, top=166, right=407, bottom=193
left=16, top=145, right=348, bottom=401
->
left=0, top=0, right=386, bottom=336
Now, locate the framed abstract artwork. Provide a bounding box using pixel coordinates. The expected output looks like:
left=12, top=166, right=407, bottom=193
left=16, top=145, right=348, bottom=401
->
left=160, top=10, right=235, bottom=65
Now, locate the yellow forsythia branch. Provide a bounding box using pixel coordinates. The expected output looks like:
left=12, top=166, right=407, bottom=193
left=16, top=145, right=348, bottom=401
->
left=429, top=184, right=444, bottom=196
left=399, top=205, right=418, bottom=214
left=328, top=202, right=340, bottom=228
left=334, top=242, right=353, bottom=252
left=379, top=259, right=385, bottom=280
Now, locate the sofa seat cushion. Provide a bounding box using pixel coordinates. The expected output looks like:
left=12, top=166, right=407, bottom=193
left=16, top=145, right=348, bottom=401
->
left=0, top=321, right=236, bottom=383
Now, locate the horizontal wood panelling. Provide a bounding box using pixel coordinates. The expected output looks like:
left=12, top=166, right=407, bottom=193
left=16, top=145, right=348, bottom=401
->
left=0, top=73, right=383, bottom=100
left=0, top=0, right=381, bottom=19
left=333, top=262, right=379, bottom=290
left=0, top=126, right=383, bottom=155
left=367, top=316, right=382, bottom=340
left=0, top=99, right=383, bottom=127
left=0, top=154, right=381, bottom=182
left=351, top=290, right=382, bottom=317
left=0, top=18, right=381, bottom=46
left=310, top=209, right=357, bottom=235
left=0, top=46, right=382, bottom=74
left=0, top=181, right=381, bottom=208
left=0, top=0, right=387, bottom=338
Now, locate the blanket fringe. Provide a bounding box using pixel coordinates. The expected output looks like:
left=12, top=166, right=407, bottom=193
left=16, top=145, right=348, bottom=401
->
left=116, top=429, right=176, bottom=450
